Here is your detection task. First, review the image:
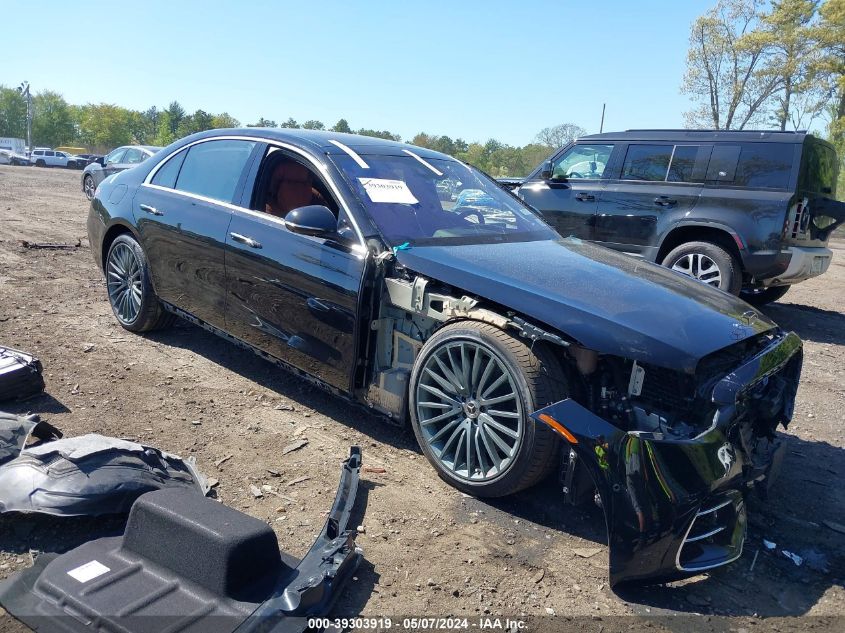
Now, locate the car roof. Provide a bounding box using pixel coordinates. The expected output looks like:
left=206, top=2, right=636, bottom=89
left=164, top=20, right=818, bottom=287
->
left=578, top=129, right=808, bottom=144
left=184, top=128, right=450, bottom=160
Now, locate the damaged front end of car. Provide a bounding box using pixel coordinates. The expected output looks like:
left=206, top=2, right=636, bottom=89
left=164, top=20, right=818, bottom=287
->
left=532, top=330, right=802, bottom=586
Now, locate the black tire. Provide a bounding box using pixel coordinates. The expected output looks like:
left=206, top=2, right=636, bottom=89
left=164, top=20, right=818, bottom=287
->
left=35, top=160, right=45, bottom=167
left=409, top=321, right=566, bottom=498
left=104, top=234, right=175, bottom=332
left=661, top=240, right=743, bottom=295
left=83, top=175, right=96, bottom=200
left=740, top=285, right=790, bottom=306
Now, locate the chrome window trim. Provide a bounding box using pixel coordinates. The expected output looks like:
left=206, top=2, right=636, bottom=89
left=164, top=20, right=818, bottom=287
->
left=142, top=135, right=366, bottom=247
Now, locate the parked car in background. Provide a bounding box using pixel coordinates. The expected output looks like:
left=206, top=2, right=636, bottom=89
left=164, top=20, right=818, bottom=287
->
left=86, top=128, right=804, bottom=585
left=76, top=154, right=103, bottom=167
left=29, top=148, right=85, bottom=169
left=7, top=151, right=30, bottom=166
left=82, top=145, right=161, bottom=200
left=513, top=130, right=845, bottom=305
left=0, top=149, right=10, bottom=165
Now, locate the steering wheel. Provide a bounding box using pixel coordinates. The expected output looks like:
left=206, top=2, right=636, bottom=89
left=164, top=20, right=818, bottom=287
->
left=567, top=171, right=586, bottom=178
left=452, top=206, right=486, bottom=224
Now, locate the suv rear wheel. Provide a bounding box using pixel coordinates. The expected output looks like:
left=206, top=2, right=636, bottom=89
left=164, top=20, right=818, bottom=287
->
left=409, top=321, right=564, bottom=498
left=740, top=285, right=790, bottom=306
left=661, top=240, right=743, bottom=295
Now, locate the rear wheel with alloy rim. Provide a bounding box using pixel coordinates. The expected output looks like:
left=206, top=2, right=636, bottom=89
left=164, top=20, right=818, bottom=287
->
left=409, top=321, right=566, bottom=497
left=105, top=234, right=174, bottom=332
left=661, top=240, right=743, bottom=295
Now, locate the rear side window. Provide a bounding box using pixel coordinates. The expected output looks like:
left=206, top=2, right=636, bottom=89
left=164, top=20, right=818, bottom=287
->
left=174, top=140, right=256, bottom=203
left=799, top=140, right=838, bottom=196
left=706, top=143, right=794, bottom=189
left=621, top=145, right=673, bottom=181
left=667, top=145, right=708, bottom=183
left=151, top=149, right=187, bottom=188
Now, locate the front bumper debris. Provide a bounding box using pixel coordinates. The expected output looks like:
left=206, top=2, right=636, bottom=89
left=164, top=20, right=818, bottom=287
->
left=532, top=331, right=802, bottom=586
left=0, top=446, right=364, bottom=633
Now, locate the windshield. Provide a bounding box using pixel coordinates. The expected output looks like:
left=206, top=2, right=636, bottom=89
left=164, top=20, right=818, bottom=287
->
left=331, top=152, right=558, bottom=246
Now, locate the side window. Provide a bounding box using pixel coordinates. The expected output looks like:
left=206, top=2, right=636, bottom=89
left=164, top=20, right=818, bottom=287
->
left=150, top=149, right=188, bottom=188
left=105, top=148, right=127, bottom=165
left=254, top=148, right=339, bottom=219
left=551, top=144, right=614, bottom=180
left=45, top=151, right=55, bottom=157
left=667, top=145, right=708, bottom=183
left=706, top=143, right=793, bottom=188
left=175, top=139, right=256, bottom=203
left=621, top=145, right=673, bottom=181
left=122, top=148, right=146, bottom=164
left=734, top=143, right=793, bottom=189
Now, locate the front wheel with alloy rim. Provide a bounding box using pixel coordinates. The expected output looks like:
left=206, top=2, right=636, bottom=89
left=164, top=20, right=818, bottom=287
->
left=409, top=321, right=566, bottom=498
left=83, top=175, right=96, bottom=200
left=105, top=234, right=174, bottom=332
left=661, top=240, right=743, bottom=295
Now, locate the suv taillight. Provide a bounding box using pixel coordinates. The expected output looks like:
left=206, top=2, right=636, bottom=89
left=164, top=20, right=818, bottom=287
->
left=789, top=201, right=806, bottom=238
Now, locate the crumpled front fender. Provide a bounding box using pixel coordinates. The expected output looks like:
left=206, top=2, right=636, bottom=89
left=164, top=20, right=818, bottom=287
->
left=532, top=399, right=750, bottom=586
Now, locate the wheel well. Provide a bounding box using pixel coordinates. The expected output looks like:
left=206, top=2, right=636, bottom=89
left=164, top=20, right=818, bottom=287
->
left=101, top=225, right=131, bottom=267
left=657, top=226, right=742, bottom=267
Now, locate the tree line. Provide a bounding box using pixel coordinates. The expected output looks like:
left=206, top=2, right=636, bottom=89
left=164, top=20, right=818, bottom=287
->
left=0, top=86, right=585, bottom=177
left=683, top=0, right=844, bottom=192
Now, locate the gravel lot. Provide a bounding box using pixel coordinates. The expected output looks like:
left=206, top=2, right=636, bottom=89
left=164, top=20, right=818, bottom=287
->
left=0, top=165, right=843, bottom=630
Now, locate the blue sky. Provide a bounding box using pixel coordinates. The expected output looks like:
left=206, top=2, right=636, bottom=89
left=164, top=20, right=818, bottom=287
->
left=3, top=0, right=713, bottom=146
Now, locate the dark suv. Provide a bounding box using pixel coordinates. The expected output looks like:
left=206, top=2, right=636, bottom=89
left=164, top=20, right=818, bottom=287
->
left=514, top=130, right=844, bottom=304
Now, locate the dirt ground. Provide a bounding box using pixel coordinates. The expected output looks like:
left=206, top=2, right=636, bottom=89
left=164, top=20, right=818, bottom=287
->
left=0, top=165, right=843, bottom=630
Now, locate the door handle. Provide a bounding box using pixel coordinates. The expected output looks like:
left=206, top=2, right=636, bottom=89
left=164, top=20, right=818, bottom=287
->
left=230, top=232, right=262, bottom=249
left=653, top=196, right=677, bottom=206
left=575, top=193, right=595, bottom=202
left=139, top=204, right=163, bottom=216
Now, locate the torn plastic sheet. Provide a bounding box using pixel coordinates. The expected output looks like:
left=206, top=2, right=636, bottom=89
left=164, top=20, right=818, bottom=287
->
left=0, top=412, right=62, bottom=467
left=0, top=432, right=209, bottom=516
left=0, top=446, right=364, bottom=633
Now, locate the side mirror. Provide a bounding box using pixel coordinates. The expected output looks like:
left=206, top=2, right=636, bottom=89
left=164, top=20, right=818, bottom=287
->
left=540, top=160, right=553, bottom=180
left=96, top=156, right=105, bottom=166
left=284, top=205, right=339, bottom=238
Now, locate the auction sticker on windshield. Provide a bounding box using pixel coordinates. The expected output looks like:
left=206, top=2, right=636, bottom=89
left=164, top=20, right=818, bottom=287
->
left=359, top=178, right=419, bottom=204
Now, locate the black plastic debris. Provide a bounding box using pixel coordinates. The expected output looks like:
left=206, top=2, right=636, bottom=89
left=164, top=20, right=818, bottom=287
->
left=0, top=433, right=209, bottom=516
left=0, top=412, right=62, bottom=467
left=0, top=446, right=364, bottom=633
left=0, top=346, right=45, bottom=402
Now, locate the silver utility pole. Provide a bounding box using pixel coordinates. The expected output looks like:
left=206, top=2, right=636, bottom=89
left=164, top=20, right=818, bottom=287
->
left=17, top=81, right=32, bottom=152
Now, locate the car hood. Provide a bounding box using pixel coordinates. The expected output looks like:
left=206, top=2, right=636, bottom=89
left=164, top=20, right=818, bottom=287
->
left=395, top=238, right=776, bottom=373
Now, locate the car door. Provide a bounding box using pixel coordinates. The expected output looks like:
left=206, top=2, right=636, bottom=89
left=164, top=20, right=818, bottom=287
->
left=518, top=143, right=615, bottom=239
left=44, top=151, right=57, bottom=167
left=224, top=144, right=367, bottom=392
left=595, top=144, right=709, bottom=257
left=133, top=138, right=258, bottom=329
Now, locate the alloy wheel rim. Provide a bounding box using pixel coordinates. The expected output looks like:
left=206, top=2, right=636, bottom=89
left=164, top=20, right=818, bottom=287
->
left=107, top=243, right=142, bottom=324
left=416, top=341, right=523, bottom=482
left=671, top=253, right=723, bottom=287
left=84, top=176, right=95, bottom=199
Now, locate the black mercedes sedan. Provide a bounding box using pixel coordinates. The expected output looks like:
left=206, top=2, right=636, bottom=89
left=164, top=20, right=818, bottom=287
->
left=86, top=128, right=803, bottom=586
